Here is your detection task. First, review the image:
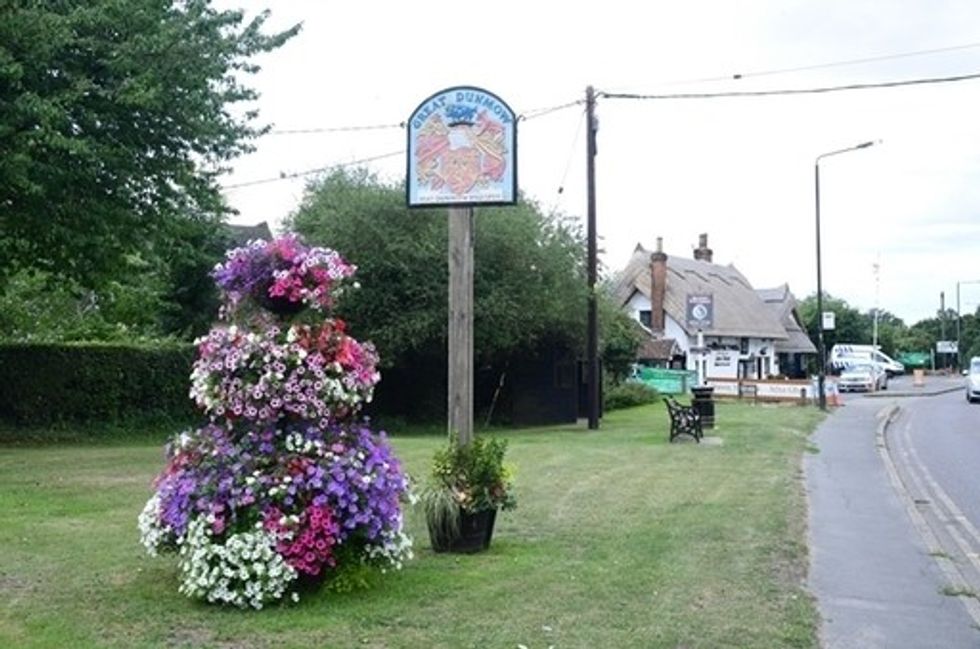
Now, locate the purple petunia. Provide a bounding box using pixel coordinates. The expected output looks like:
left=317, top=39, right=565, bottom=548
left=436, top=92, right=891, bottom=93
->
left=140, top=236, right=411, bottom=609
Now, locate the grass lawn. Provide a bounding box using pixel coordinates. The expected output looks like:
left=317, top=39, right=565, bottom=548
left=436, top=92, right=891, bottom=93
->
left=0, top=401, right=823, bottom=649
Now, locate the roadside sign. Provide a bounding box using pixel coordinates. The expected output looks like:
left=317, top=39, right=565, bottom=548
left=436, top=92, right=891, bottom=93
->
left=937, top=340, right=958, bottom=354
left=822, top=311, right=836, bottom=330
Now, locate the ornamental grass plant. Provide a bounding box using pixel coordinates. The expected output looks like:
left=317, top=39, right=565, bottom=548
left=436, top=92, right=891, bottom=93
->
left=419, top=433, right=516, bottom=547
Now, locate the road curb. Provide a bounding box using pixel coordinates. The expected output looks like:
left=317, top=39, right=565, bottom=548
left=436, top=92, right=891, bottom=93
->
left=865, top=385, right=963, bottom=398
left=876, top=403, right=980, bottom=627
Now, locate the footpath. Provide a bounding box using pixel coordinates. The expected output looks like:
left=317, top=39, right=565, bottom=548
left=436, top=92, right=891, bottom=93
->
left=804, top=378, right=978, bottom=648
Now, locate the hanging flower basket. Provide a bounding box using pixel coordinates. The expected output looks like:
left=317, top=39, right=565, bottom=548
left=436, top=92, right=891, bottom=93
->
left=139, top=235, right=411, bottom=610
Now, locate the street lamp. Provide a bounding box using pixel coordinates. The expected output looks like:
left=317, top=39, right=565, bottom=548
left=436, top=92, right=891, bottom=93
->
left=957, top=279, right=980, bottom=370
left=872, top=258, right=880, bottom=357
left=815, top=140, right=877, bottom=410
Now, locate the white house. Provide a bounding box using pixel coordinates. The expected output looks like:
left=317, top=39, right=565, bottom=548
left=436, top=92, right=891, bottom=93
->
left=613, top=234, right=793, bottom=382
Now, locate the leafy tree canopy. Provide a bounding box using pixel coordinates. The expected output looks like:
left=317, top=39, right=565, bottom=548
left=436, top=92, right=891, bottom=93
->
left=0, top=1, right=299, bottom=289
left=287, top=168, right=618, bottom=370
left=798, top=293, right=980, bottom=369
left=798, top=293, right=870, bottom=352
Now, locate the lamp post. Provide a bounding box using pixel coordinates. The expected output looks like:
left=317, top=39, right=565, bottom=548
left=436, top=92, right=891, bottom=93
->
left=815, top=140, right=876, bottom=410
left=872, top=258, right=880, bottom=356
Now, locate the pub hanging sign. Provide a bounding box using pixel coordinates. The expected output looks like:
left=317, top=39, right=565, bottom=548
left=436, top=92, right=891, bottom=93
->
left=406, top=86, right=517, bottom=207
left=686, top=294, right=714, bottom=330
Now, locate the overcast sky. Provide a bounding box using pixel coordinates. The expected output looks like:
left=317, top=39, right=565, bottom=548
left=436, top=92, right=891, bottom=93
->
left=217, top=0, right=980, bottom=325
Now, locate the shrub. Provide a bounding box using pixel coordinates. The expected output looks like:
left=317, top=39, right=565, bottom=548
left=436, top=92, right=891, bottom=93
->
left=0, top=342, right=195, bottom=424
left=604, top=380, right=660, bottom=411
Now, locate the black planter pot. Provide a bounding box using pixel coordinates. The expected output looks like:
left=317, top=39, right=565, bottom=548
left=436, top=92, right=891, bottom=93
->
left=428, top=508, right=497, bottom=554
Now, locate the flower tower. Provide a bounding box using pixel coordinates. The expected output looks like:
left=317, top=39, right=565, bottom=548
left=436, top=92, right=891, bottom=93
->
left=139, top=235, right=412, bottom=609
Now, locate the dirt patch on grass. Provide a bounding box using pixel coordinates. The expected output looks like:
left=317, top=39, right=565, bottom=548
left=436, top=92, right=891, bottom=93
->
left=0, top=573, right=34, bottom=597
left=166, top=627, right=268, bottom=649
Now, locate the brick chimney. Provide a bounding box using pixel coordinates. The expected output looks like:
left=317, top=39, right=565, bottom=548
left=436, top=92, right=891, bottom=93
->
left=650, top=237, right=667, bottom=333
left=693, top=233, right=713, bottom=263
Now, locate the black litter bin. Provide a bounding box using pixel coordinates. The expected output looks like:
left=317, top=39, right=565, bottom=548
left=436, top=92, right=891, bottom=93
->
left=691, top=386, right=715, bottom=428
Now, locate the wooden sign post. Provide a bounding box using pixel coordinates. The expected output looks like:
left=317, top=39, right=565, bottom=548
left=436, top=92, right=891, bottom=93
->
left=447, top=206, right=475, bottom=443
left=406, top=87, right=518, bottom=443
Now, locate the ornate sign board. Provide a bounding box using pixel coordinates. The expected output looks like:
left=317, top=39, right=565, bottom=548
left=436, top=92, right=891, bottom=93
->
left=406, top=86, right=517, bottom=207
left=686, top=294, right=714, bottom=330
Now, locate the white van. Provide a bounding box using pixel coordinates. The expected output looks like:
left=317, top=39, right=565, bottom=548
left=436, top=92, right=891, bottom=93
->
left=830, top=344, right=905, bottom=376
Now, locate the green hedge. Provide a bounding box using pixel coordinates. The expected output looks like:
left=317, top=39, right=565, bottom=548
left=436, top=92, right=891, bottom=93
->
left=604, top=380, right=660, bottom=411
left=0, top=342, right=196, bottom=424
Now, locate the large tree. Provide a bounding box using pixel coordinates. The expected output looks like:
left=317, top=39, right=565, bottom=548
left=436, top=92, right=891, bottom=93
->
left=287, top=168, right=593, bottom=369
left=798, top=293, right=870, bottom=352
left=0, top=1, right=298, bottom=289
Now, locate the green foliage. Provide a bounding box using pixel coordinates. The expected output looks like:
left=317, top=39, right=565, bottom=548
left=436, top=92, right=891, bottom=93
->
left=0, top=1, right=298, bottom=291
left=428, top=433, right=516, bottom=514
left=287, top=168, right=587, bottom=369
left=604, top=380, right=660, bottom=411
left=154, top=218, right=231, bottom=339
left=0, top=342, right=195, bottom=424
left=798, top=294, right=870, bottom=351
left=0, top=269, right=161, bottom=342
left=599, top=293, right=645, bottom=382
left=798, top=293, right=980, bottom=370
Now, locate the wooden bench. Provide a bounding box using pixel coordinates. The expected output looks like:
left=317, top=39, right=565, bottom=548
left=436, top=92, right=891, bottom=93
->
left=664, top=397, right=703, bottom=443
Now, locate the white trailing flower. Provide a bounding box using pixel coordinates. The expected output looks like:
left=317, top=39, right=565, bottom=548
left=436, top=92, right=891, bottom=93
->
left=177, top=519, right=297, bottom=609
left=363, top=525, right=414, bottom=572
left=138, top=494, right=173, bottom=556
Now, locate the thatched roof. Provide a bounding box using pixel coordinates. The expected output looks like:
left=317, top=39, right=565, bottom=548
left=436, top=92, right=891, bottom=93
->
left=612, top=244, right=787, bottom=340
left=756, top=284, right=817, bottom=354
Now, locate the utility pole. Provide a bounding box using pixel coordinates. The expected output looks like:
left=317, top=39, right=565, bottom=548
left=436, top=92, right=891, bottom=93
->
left=585, top=85, right=599, bottom=430
left=957, top=282, right=961, bottom=371
left=940, top=291, right=946, bottom=371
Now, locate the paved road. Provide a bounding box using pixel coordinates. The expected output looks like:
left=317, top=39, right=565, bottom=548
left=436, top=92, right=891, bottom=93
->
left=885, top=388, right=980, bottom=620
left=806, top=385, right=980, bottom=648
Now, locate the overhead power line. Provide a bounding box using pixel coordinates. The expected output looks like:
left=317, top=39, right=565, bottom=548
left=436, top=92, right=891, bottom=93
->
left=222, top=150, right=404, bottom=190
left=264, top=98, right=583, bottom=136
left=269, top=122, right=404, bottom=135
left=728, top=40, right=980, bottom=81
left=520, top=99, right=586, bottom=121
left=600, top=70, right=980, bottom=101
left=600, top=40, right=980, bottom=92
left=225, top=99, right=585, bottom=189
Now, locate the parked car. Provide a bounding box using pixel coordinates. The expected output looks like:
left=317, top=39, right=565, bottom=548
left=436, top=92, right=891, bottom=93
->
left=967, top=357, right=980, bottom=403
left=838, top=362, right=888, bottom=392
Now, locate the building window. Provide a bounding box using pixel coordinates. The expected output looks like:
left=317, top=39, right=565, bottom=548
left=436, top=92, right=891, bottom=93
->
left=639, top=310, right=652, bottom=328
left=739, top=337, right=749, bottom=354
